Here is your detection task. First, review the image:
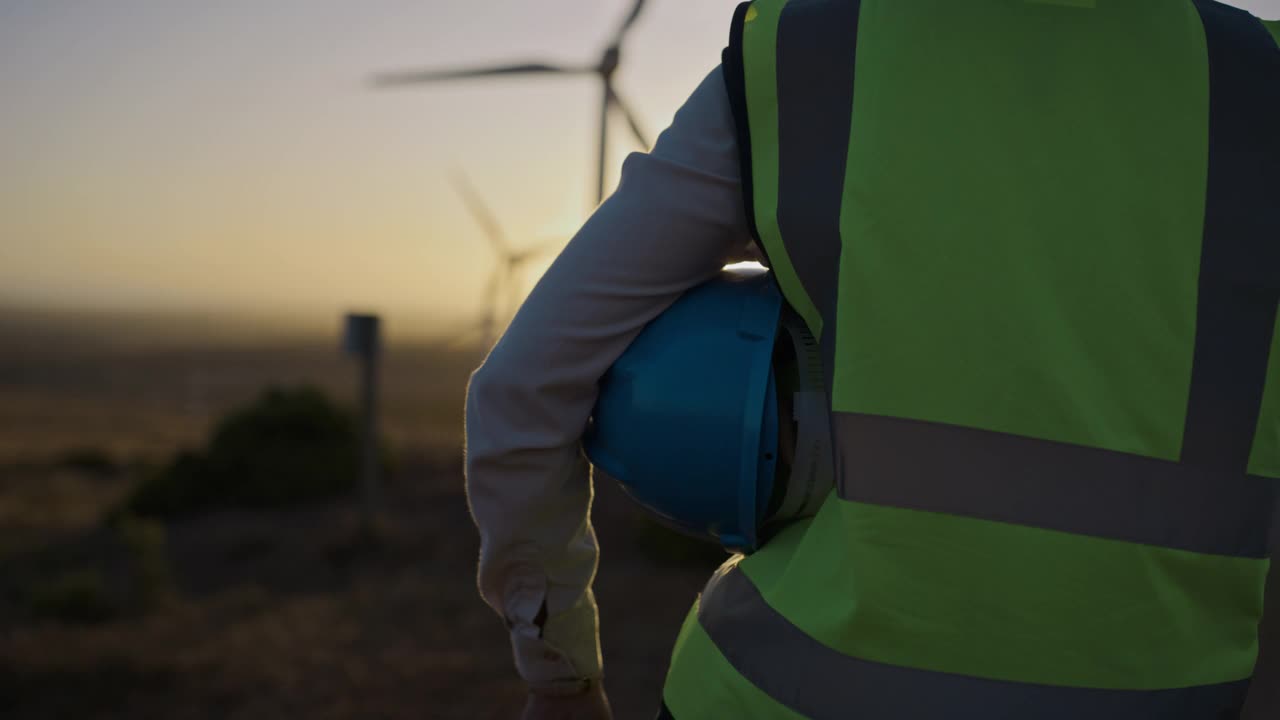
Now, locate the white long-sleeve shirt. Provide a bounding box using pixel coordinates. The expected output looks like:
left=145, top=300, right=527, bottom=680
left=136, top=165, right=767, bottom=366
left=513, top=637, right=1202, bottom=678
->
left=463, top=65, right=750, bottom=691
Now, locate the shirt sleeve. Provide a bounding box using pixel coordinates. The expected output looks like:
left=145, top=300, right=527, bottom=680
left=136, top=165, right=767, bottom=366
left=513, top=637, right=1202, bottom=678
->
left=463, top=64, right=751, bottom=691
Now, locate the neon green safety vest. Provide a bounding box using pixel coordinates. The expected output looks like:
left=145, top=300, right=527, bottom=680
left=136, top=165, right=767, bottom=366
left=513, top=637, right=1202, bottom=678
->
left=662, top=1, right=1280, bottom=717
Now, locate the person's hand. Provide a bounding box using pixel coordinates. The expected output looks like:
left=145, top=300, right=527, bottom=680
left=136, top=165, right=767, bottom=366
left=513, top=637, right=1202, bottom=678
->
left=520, top=682, right=613, bottom=720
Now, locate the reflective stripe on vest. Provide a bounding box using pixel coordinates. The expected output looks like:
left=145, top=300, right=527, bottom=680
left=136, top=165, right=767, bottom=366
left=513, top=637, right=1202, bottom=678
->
left=836, top=412, right=1275, bottom=557
left=666, top=493, right=1268, bottom=717
left=695, top=564, right=1252, bottom=719
left=667, top=1, right=1280, bottom=717
left=1183, top=0, right=1280, bottom=474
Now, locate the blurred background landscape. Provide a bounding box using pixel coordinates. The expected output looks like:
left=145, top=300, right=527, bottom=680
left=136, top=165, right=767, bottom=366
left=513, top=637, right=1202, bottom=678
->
left=0, top=1, right=745, bottom=717
left=0, top=307, right=723, bottom=718
left=4, top=0, right=1280, bottom=718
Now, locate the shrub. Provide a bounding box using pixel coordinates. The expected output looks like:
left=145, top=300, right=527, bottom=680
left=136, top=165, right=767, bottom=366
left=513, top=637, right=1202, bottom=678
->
left=113, top=514, right=173, bottom=609
left=26, top=570, right=116, bottom=624
left=124, top=386, right=362, bottom=518
left=10, top=518, right=175, bottom=624
left=56, top=447, right=119, bottom=475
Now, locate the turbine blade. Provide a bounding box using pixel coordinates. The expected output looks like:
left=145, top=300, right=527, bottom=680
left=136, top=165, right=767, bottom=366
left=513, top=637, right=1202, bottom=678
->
left=482, top=269, right=503, bottom=318
left=612, top=0, right=648, bottom=45
left=447, top=326, right=484, bottom=351
left=608, top=85, right=650, bottom=149
left=505, top=264, right=524, bottom=322
left=440, top=314, right=488, bottom=350
left=597, top=83, right=610, bottom=204
left=450, top=169, right=508, bottom=255
left=370, top=62, right=590, bottom=87
left=512, top=237, right=566, bottom=265
left=532, top=236, right=567, bottom=256
left=480, top=268, right=504, bottom=348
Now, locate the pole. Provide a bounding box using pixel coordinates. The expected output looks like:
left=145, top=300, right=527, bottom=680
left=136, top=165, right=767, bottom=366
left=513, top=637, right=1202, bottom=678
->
left=360, top=332, right=380, bottom=526
left=343, top=313, right=382, bottom=531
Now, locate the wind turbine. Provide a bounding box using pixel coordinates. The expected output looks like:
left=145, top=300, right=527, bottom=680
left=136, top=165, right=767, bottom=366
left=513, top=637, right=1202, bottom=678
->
left=371, top=0, right=651, bottom=205
left=451, top=170, right=561, bottom=349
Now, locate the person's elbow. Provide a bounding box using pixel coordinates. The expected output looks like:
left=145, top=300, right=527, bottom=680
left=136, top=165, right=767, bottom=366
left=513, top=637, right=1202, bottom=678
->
left=463, top=357, right=524, bottom=513
left=464, top=356, right=507, bottom=452
left=465, top=347, right=592, bottom=462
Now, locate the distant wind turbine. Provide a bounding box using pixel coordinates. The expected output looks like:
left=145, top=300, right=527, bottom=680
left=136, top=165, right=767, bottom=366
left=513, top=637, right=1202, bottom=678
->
left=371, top=0, right=651, bottom=205
left=451, top=170, right=561, bottom=349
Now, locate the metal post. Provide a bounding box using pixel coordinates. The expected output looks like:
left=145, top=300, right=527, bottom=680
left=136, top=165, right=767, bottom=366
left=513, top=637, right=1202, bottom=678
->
left=343, top=313, right=381, bottom=529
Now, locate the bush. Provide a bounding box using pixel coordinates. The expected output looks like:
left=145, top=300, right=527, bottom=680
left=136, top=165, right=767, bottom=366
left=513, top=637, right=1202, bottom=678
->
left=56, top=447, right=119, bottom=475
left=113, top=515, right=173, bottom=609
left=8, top=518, right=175, bottom=624
left=26, top=570, right=116, bottom=624
left=124, top=386, right=362, bottom=518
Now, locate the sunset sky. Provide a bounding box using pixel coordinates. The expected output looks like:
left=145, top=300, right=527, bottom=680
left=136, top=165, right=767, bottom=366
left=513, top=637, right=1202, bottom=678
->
left=2, top=0, right=1277, bottom=339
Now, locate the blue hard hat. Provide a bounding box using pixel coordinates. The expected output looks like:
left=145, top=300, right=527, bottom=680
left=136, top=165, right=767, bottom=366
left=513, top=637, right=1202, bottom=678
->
left=585, top=266, right=832, bottom=552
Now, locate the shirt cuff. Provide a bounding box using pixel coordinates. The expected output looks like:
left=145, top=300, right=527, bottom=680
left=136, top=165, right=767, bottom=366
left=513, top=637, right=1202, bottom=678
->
left=508, top=587, right=603, bottom=691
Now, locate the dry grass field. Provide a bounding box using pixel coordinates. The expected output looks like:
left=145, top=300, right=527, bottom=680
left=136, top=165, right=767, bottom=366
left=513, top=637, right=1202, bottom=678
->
left=0, top=309, right=723, bottom=719
left=2, top=308, right=1276, bottom=719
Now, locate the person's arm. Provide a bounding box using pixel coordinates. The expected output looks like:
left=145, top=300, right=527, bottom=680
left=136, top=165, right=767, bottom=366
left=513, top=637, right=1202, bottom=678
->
left=463, top=65, right=751, bottom=699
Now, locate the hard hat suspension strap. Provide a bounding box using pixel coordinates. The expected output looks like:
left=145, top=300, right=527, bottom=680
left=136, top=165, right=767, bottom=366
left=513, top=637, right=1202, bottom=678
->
left=766, top=308, right=835, bottom=528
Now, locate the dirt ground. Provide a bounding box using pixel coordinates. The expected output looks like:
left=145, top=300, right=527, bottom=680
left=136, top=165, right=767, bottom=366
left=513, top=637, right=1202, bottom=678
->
left=0, top=451, right=722, bottom=720
left=0, top=314, right=723, bottom=719
left=4, top=310, right=1278, bottom=719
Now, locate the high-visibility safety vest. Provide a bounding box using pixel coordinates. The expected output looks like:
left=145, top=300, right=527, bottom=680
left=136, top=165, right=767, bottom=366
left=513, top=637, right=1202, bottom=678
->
left=661, top=2, right=1280, bottom=718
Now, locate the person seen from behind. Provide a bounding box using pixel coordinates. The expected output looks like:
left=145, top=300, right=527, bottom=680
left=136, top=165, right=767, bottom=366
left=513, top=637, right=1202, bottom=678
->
left=464, top=1, right=1280, bottom=718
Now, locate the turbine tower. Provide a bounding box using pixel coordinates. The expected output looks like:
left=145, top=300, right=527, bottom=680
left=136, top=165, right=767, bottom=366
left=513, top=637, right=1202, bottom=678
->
left=451, top=170, right=560, bottom=348
left=372, top=0, right=651, bottom=205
